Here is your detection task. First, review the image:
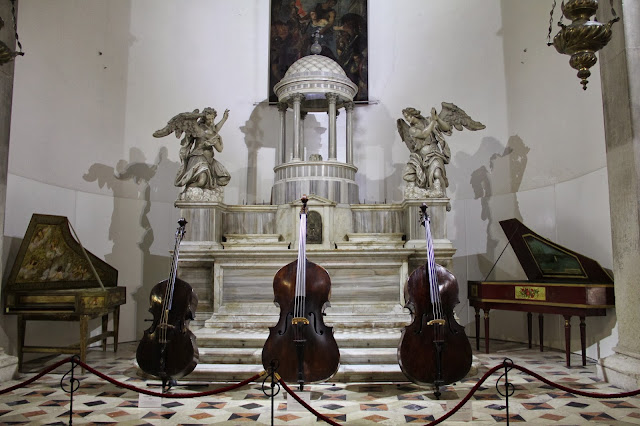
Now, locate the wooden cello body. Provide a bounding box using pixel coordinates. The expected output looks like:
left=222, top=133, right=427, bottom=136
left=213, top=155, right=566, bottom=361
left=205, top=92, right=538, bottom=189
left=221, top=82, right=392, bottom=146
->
left=397, top=204, right=471, bottom=393
left=136, top=219, right=199, bottom=390
left=262, top=196, right=339, bottom=389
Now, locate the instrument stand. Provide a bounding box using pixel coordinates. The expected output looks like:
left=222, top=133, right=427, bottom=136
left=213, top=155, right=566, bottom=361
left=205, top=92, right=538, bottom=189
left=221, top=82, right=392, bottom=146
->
left=433, top=385, right=442, bottom=400
left=147, top=379, right=209, bottom=394
left=433, top=341, right=445, bottom=400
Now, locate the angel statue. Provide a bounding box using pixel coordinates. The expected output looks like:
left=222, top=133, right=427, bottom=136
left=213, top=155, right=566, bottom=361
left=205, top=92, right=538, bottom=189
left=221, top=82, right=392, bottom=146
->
left=397, top=102, right=485, bottom=199
left=153, top=107, right=230, bottom=202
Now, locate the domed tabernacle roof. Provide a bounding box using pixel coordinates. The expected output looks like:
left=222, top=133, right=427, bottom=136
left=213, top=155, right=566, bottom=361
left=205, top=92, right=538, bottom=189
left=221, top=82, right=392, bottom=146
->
left=283, top=54, right=349, bottom=80
left=274, top=54, right=358, bottom=108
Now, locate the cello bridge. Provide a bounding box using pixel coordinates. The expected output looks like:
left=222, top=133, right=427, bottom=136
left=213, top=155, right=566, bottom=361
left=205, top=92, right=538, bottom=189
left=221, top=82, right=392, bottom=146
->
left=292, top=317, right=309, bottom=325
left=427, top=319, right=446, bottom=326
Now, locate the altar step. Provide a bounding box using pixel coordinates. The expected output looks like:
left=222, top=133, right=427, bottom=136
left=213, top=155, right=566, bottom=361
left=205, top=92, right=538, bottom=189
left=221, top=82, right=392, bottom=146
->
left=189, top=361, right=407, bottom=383
left=190, top=327, right=410, bottom=382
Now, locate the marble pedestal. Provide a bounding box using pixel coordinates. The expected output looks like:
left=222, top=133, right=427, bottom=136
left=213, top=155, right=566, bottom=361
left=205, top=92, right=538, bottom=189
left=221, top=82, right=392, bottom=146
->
left=599, top=348, right=640, bottom=390
left=272, top=160, right=359, bottom=205
left=175, top=196, right=456, bottom=382
left=0, top=351, right=18, bottom=381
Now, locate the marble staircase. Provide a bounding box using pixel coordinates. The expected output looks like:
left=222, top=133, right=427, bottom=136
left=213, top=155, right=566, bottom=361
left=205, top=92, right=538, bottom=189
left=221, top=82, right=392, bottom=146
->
left=190, top=312, right=412, bottom=383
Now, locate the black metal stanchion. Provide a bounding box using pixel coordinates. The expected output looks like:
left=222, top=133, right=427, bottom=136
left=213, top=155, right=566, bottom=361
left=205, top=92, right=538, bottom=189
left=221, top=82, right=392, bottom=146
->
left=262, top=360, right=281, bottom=426
left=496, top=358, right=515, bottom=426
left=60, top=355, right=81, bottom=426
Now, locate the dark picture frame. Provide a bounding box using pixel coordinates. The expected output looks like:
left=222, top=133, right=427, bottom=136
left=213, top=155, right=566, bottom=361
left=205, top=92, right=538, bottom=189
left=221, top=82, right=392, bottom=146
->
left=269, top=0, right=368, bottom=103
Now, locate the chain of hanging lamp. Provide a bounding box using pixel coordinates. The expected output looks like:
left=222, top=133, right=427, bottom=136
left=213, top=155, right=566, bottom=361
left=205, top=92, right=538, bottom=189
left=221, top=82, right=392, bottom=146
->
left=0, top=0, right=23, bottom=65
left=10, top=0, right=22, bottom=54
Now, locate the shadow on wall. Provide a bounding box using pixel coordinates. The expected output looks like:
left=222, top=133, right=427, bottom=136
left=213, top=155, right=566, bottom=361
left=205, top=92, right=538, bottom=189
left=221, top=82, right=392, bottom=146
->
left=240, top=100, right=280, bottom=205
left=83, top=147, right=180, bottom=342
left=450, top=135, right=529, bottom=330
left=301, top=113, right=326, bottom=161
left=355, top=103, right=398, bottom=203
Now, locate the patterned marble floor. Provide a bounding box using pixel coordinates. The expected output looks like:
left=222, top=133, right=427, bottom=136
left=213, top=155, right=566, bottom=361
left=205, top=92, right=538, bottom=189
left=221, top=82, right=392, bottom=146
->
left=0, top=340, right=639, bottom=425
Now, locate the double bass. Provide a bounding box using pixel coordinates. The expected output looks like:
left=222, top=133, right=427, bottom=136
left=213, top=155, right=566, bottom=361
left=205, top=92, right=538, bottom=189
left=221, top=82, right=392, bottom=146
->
left=262, top=196, right=340, bottom=390
left=397, top=203, right=471, bottom=396
left=136, top=218, right=199, bottom=391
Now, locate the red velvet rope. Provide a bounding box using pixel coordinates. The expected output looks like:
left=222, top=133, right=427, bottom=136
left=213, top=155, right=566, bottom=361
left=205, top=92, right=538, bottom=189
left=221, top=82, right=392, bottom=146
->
left=279, top=378, right=342, bottom=426
left=76, top=359, right=264, bottom=398
left=0, top=357, right=263, bottom=398
left=0, top=356, right=74, bottom=396
left=2, top=357, right=639, bottom=425
left=512, top=363, right=640, bottom=399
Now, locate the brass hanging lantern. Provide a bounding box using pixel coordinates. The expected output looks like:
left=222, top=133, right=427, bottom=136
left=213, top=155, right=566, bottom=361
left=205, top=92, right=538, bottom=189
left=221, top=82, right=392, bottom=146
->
left=547, top=0, right=619, bottom=90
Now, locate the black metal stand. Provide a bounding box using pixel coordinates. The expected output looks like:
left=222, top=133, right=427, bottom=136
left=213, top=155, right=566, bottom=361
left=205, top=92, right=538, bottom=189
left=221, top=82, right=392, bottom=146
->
left=496, top=358, right=515, bottom=425
left=262, top=360, right=281, bottom=426
left=60, top=355, right=81, bottom=426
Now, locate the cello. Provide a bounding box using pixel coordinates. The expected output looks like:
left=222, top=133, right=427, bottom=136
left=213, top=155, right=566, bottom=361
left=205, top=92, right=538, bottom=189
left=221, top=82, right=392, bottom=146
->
left=262, top=196, right=340, bottom=390
left=136, top=218, right=199, bottom=392
left=397, top=203, right=471, bottom=397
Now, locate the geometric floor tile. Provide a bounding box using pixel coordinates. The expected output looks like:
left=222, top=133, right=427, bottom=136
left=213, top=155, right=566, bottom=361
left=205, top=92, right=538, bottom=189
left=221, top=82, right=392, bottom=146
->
left=362, top=414, right=390, bottom=422
left=521, top=402, right=554, bottom=410
left=405, top=414, right=436, bottom=423
left=539, top=412, right=566, bottom=421
left=601, top=400, right=637, bottom=409
left=490, top=413, right=527, bottom=422
left=579, top=412, right=616, bottom=421
left=1, top=340, right=637, bottom=425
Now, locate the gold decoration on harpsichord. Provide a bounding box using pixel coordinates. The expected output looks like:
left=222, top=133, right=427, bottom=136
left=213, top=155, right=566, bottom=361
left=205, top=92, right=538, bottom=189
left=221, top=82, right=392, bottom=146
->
left=153, top=107, right=230, bottom=202
left=7, top=214, right=117, bottom=291
left=0, top=0, right=24, bottom=65
left=396, top=102, right=485, bottom=201
left=547, top=0, right=619, bottom=90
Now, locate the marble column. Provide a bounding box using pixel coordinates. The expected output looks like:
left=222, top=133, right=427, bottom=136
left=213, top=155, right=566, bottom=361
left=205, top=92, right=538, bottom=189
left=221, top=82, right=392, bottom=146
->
left=300, top=111, right=307, bottom=161
left=345, top=101, right=355, bottom=165
left=291, top=94, right=304, bottom=161
left=277, top=102, right=288, bottom=165
left=597, top=0, right=640, bottom=389
left=0, top=0, right=19, bottom=380
left=327, top=93, right=338, bottom=160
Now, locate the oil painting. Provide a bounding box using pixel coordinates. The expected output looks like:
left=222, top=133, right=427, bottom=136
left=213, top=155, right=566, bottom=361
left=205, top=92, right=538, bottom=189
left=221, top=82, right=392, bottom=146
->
left=269, top=0, right=368, bottom=102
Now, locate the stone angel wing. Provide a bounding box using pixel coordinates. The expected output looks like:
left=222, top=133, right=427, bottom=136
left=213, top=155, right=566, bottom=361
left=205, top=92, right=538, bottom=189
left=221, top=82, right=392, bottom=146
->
left=438, top=102, right=486, bottom=132
left=153, top=109, right=205, bottom=140
left=396, top=117, right=417, bottom=152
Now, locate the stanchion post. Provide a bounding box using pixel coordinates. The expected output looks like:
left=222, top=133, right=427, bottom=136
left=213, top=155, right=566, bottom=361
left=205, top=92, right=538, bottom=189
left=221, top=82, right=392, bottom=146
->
left=261, top=360, right=281, bottom=426
left=496, top=358, right=515, bottom=425
left=60, top=355, right=81, bottom=426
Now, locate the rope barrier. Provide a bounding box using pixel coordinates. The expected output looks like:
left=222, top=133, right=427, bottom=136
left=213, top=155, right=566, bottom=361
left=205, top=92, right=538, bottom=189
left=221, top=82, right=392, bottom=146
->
left=75, top=359, right=265, bottom=398
left=2, top=356, right=638, bottom=425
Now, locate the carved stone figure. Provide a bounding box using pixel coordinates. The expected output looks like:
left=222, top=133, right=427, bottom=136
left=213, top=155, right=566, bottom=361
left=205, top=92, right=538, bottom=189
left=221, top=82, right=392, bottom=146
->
left=397, top=102, right=485, bottom=199
left=154, top=108, right=230, bottom=201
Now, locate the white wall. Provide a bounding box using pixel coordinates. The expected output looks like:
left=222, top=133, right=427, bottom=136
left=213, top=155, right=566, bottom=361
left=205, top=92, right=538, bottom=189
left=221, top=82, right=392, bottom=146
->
left=1, top=0, right=615, bottom=361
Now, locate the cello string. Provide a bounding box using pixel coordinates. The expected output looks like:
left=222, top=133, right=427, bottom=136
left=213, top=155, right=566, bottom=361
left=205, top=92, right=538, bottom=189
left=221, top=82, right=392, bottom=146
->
left=293, top=209, right=307, bottom=342
left=160, top=225, right=179, bottom=344
left=164, top=223, right=186, bottom=343
left=297, top=212, right=307, bottom=321
left=425, top=214, right=444, bottom=341
left=426, top=216, right=442, bottom=321
left=167, top=226, right=185, bottom=312
left=425, top=223, right=437, bottom=322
